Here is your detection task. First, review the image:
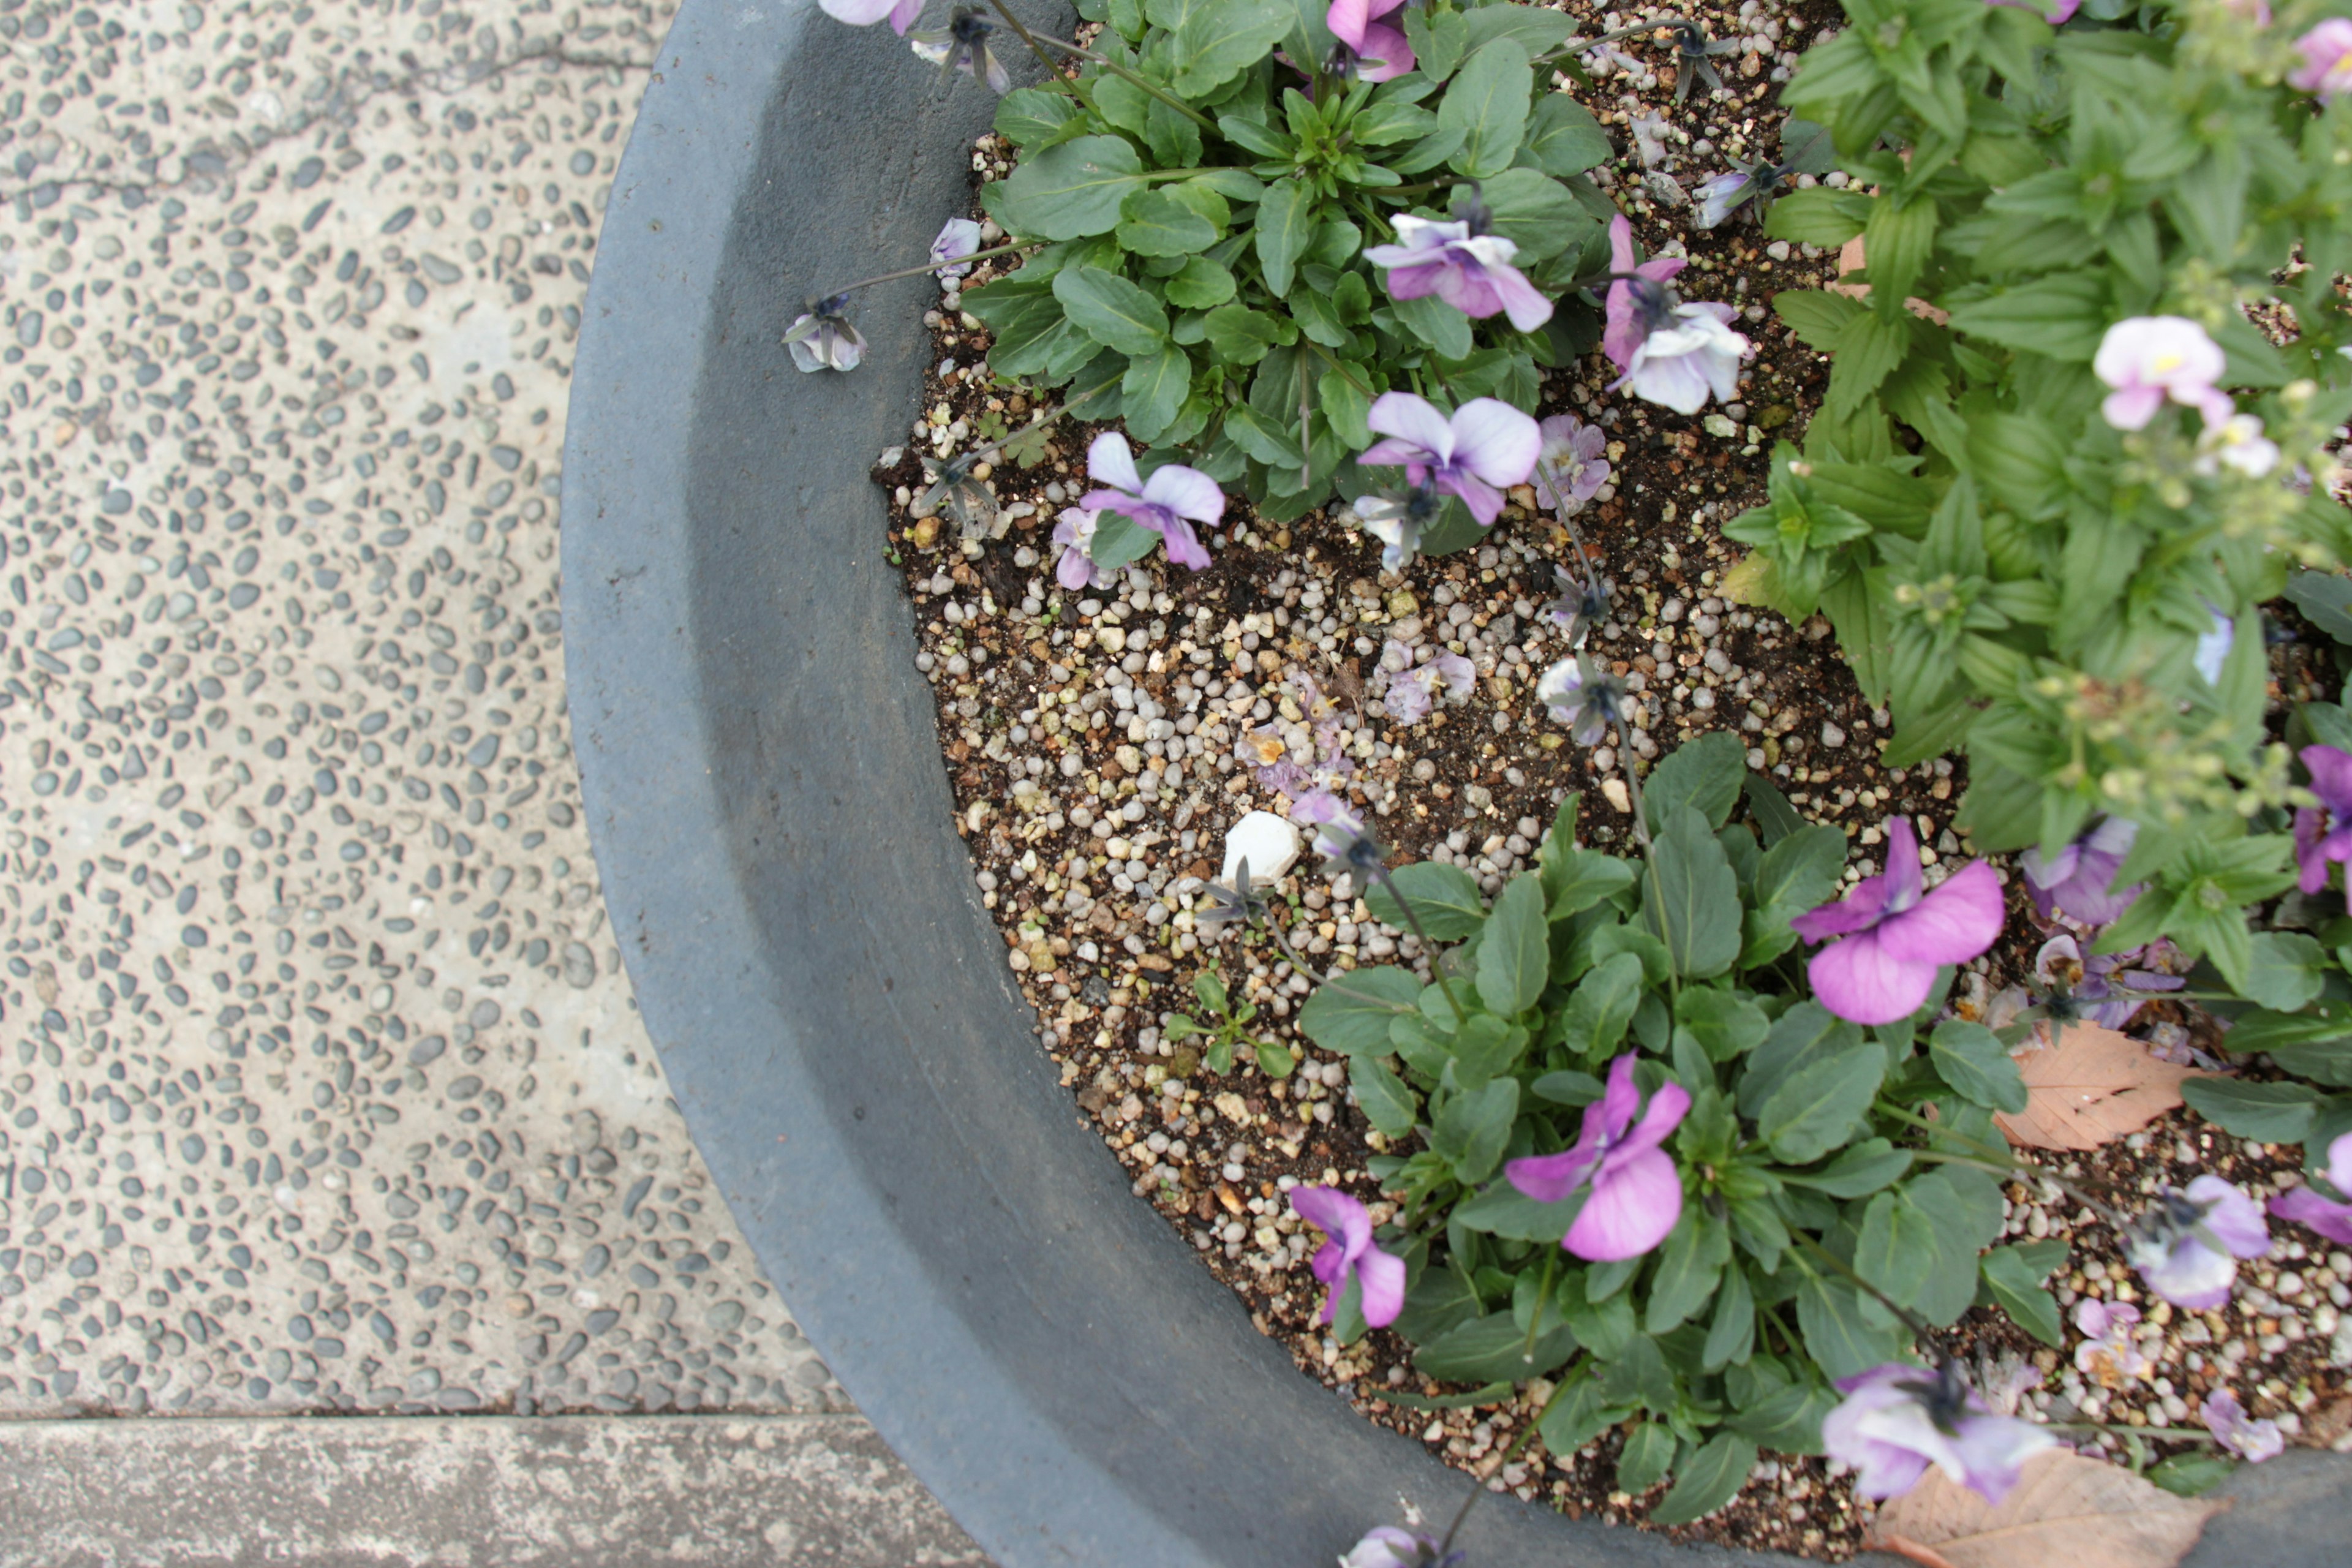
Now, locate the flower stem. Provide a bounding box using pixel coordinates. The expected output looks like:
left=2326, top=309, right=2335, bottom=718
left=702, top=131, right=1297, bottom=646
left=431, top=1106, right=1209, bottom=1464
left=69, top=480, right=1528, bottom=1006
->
left=1370, top=862, right=1470, bottom=1029
left=2041, top=1422, right=2223, bottom=1443
left=1017, top=28, right=1223, bottom=134
left=984, top=0, right=1083, bottom=98
left=1537, top=17, right=1695, bottom=62
left=820, top=240, right=1031, bottom=300
left=1436, top=1375, right=1568, bottom=1557
left=1518, top=1250, right=1557, bottom=1367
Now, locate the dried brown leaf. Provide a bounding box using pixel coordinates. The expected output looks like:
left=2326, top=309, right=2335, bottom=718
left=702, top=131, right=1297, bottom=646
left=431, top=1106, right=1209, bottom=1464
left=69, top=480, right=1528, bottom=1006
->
left=1993, top=1022, right=2202, bottom=1152
left=1868, top=1450, right=2226, bottom=1568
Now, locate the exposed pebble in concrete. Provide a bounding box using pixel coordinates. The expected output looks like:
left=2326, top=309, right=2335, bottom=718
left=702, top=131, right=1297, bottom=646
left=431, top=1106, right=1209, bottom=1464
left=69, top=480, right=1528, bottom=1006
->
left=0, top=0, right=844, bottom=1420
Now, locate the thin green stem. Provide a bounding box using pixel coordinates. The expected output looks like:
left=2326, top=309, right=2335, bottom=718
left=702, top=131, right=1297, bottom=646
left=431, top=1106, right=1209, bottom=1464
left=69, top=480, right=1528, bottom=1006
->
left=1371, top=862, right=1470, bottom=1028
left=983, top=0, right=1085, bottom=102
left=2042, top=1422, right=2222, bottom=1443
left=1518, top=1250, right=1558, bottom=1368
left=824, top=239, right=1030, bottom=299
left=1020, top=29, right=1223, bottom=134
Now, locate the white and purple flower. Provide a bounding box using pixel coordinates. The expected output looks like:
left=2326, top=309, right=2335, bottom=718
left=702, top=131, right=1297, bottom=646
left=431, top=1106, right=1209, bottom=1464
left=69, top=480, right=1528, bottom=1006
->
left=1339, top=1525, right=1461, bottom=1568
left=2093, top=316, right=2230, bottom=431
left=1822, top=1362, right=2057, bottom=1505
left=1601, top=216, right=1749, bottom=415
left=2269, top=1131, right=2352, bottom=1248
left=819, top=0, right=924, bottom=34
left=2123, top=1177, right=2271, bottom=1310
left=2071, top=1298, right=2154, bottom=1385
left=930, top=217, right=984, bottom=279
left=1532, top=414, right=1609, bottom=514
left=2291, top=18, right=2352, bottom=102
left=1356, top=392, right=1541, bottom=529
left=1362, top=214, right=1553, bottom=332
left=1505, top=1052, right=1689, bottom=1262
left=2021, top=816, right=2142, bottom=926
left=1051, top=507, right=1105, bottom=592
left=2195, top=412, right=2280, bottom=478
left=2203, top=1388, right=2285, bottom=1462
left=1352, top=483, right=1444, bottom=573
left=1289, top=1185, right=1406, bottom=1328
left=1790, top=817, right=2005, bottom=1026
left=1534, top=655, right=1624, bottom=746
left=1080, top=431, right=1224, bottom=573
left=2033, top=933, right=2182, bottom=1031
left=783, top=295, right=866, bottom=374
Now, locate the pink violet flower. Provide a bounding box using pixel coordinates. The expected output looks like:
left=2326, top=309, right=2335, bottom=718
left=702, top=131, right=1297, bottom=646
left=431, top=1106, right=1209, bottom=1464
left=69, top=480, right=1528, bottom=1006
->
left=1362, top=214, right=1553, bottom=331
left=2071, top=1298, right=2153, bottom=1384
left=1505, top=1052, right=1689, bottom=1261
left=1325, top=0, right=1415, bottom=83
left=2021, top=816, right=2141, bottom=926
left=2268, top=1131, right=2352, bottom=1248
left=820, top=0, right=924, bottom=33
left=1079, top=431, right=1224, bottom=572
left=2093, top=317, right=2230, bottom=431
left=2292, top=19, right=2352, bottom=102
left=2124, top=1176, right=2271, bottom=1310
left=1985, top=0, right=2080, bottom=21
left=1532, top=414, right=1610, bottom=513
left=1050, top=507, right=1104, bottom=592
left=2295, top=744, right=2352, bottom=894
left=1602, top=216, right=1686, bottom=372
left=1357, top=392, right=1541, bottom=527
left=2203, top=1388, right=2285, bottom=1462
left=1790, top=818, right=2005, bottom=1026
left=1288, top=1185, right=1405, bottom=1328
left=1599, top=218, right=1749, bottom=413
left=1824, top=1363, right=2057, bottom=1505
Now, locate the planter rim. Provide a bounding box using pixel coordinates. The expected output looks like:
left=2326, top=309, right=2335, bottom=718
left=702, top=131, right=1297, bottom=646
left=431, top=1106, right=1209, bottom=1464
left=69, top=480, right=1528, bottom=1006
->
left=558, top=3, right=2348, bottom=1564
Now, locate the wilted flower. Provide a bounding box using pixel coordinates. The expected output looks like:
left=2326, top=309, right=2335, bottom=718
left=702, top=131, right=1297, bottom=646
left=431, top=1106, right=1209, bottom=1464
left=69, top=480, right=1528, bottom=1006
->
left=1195, top=859, right=1273, bottom=935
left=1315, top=817, right=1387, bottom=881
left=1532, top=414, right=1608, bottom=513
left=2291, top=18, right=2352, bottom=102
left=2268, top=1131, right=2352, bottom=1247
left=1506, top=1052, right=1690, bottom=1261
left=2021, top=816, right=2142, bottom=926
left=2072, top=1298, right=2154, bottom=1385
left=1289, top=1185, right=1406, bottom=1327
left=1362, top=214, right=1553, bottom=331
left=1357, top=392, right=1541, bottom=527
left=1534, top=655, right=1624, bottom=745
left=1051, top=507, right=1104, bottom=592
left=783, top=295, right=865, bottom=373
left=819, top=0, right=924, bottom=34
left=1792, top=817, right=2004, bottom=1026
left=2033, top=934, right=2183, bottom=1031
left=909, top=7, right=1011, bottom=94
left=1600, top=219, right=1747, bottom=414
left=2094, top=317, right=2229, bottom=431
left=1352, top=482, right=1444, bottom=573
left=1602, top=214, right=1684, bottom=369
left=1545, top=565, right=1611, bottom=649
left=1693, top=162, right=1793, bottom=230
left=1382, top=644, right=1475, bottom=724
left=917, top=453, right=998, bottom=539
left=930, top=217, right=984, bottom=278
left=1080, top=431, right=1224, bottom=571
left=2202, top=1388, right=2284, bottom=1462
left=2194, top=412, right=2280, bottom=478
left=1325, top=0, right=1414, bottom=82
left=2122, top=1177, right=2271, bottom=1310
left=1667, top=21, right=1740, bottom=104
left=2294, top=743, right=2352, bottom=894
left=1339, top=1525, right=1461, bottom=1568
left=2193, top=601, right=2234, bottom=685
left=1822, top=1362, right=2057, bottom=1505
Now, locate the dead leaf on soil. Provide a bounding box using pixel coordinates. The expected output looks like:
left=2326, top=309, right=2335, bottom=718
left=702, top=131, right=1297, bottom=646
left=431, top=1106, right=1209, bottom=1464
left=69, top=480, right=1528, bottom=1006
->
left=1868, top=1450, right=2227, bottom=1568
left=1994, top=1022, right=2203, bottom=1152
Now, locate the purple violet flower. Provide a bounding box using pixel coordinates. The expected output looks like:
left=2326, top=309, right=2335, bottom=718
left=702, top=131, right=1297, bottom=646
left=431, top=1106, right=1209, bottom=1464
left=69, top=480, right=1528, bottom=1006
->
left=1080, top=431, right=1224, bottom=572
left=1291, top=788, right=1363, bottom=846
left=1821, top=1362, right=2057, bottom=1506
left=2123, top=1177, right=2271, bottom=1310
left=1325, top=0, right=1415, bottom=83
left=1792, top=818, right=2005, bottom=1026
left=2093, top=317, right=2230, bottom=431
left=2032, top=934, right=2183, bottom=1030
left=2268, top=1131, right=2352, bottom=1247
left=1534, top=655, right=1624, bottom=745
left=2021, top=816, right=2141, bottom=926
left=2293, top=18, right=2352, bottom=102
left=2071, top=1298, right=2153, bottom=1384
left=930, top=217, right=984, bottom=278
left=1505, top=1052, right=1689, bottom=1262
left=2295, top=743, right=2352, bottom=894
left=1362, top=214, right=1553, bottom=331
left=1602, top=215, right=1686, bottom=372
left=1051, top=507, right=1104, bottom=592
left=1340, top=1526, right=1462, bottom=1568
left=1693, top=169, right=1757, bottom=231
left=783, top=296, right=866, bottom=374
left=1382, top=645, right=1475, bottom=724
left=2203, top=1388, right=2285, bottom=1462
left=819, top=0, right=924, bottom=33
left=1357, top=393, right=1541, bottom=528
left=1289, top=1185, right=1406, bottom=1327
left=1532, top=414, right=1609, bottom=513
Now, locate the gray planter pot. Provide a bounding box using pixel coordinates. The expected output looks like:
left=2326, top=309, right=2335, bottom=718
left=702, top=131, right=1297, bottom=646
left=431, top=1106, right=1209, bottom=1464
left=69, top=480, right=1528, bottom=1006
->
left=559, top=2, right=2349, bottom=1562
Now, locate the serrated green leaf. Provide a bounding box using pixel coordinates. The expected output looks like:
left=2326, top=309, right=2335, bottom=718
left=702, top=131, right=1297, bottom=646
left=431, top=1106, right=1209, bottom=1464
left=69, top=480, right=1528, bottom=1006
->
left=1945, top=271, right=2109, bottom=361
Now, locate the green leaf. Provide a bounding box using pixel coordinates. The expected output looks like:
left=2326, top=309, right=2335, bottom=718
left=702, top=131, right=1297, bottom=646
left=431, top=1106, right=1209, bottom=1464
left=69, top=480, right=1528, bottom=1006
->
left=1521, top=92, right=1611, bottom=177
left=1349, top=1055, right=1418, bottom=1138
left=994, top=87, right=1085, bottom=149
left=1796, top=1272, right=1908, bottom=1381
left=1539, top=1371, right=1633, bottom=1457
left=1452, top=1180, right=1574, bottom=1244
left=1555, top=951, right=1646, bottom=1058
left=1980, top=1244, right=2065, bottom=1348
left=2286, top=571, right=2352, bottom=646
left=1053, top=265, right=1167, bottom=355
left=1826, top=307, right=1910, bottom=420
left=1477, top=167, right=1586, bottom=262
left=995, top=136, right=1148, bottom=240
left=1318, top=365, right=1373, bottom=448
left=1726, top=1378, right=1835, bottom=1453
left=1774, top=288, right=1862, bottom=354
left=1414, top=1308, right=1575, bottom=1381
left=1643, top=805, right=1744, bottom=981
left=1085, top=512, right=1156, bottom=571
left=1945, top=271, right=2110, bottom=362
left=1646, top=1210, right=1731, bottom=1335
left=2147, top=1453, right=2239, bottom=1498
left=1256, top=1038, right=1297, bottom=1077
left=1546, top=849, right=1635, bottom=921
left=1298, top=965, right=1420, bottom=1055
left=1436, top=38, right=1532, bottom=181
left=1650, top=1433, right=1757, bottom=1526
left=1744, top=823, right=1847, bottom=969
left=1477, top=875, right=1549, bottom=1016
left=1739, top=1002, right=1862, bottom=1114
left=1858, top=195, right=1935, bottom=317
left=1764, top=187, right=1871, bottom=247
left=1173, top=0, right=1294, bottom=95
left=1431, top=1077, right=1518, bottom=1184
left=1678, top=989, right=1770, bottom=1062
left=1856, top=1185, right=1944, bottom=1314
left=1402, top=5, right=1467, bottom=81
left=1120, top=347, right=1193, bottom=443
left=1202, top=303, right=1289, bottom=365
left=1254, top=179, right=1317, bottom=298
left=1388, top=291, right=1475, bottom=359
left=1757, top=1043, right=1884, bottom=1164
left=2180, top=1078, right=2323, bottom=1144
left=1616, top=1420, right=1678, bottom=1494
left=1163, top=255, right=1237, bottom=309
left=1365, top=861, right=1486, bottom=941
left=1644, top=733, right=1747, bottom=833
left=1928, top=1019, right=2029, bottom=1113
left=1702, top=1262, right=1755, bottom=1369
left=2239, top=932, right=2328, bottom=1013
left=1779, top=1137, right=1912, bottom=1199
left=1115, top=189, right=1218, bottom=257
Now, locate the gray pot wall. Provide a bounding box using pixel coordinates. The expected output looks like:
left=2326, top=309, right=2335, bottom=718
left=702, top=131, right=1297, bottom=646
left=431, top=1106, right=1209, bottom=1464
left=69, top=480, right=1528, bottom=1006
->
left=559, top=2, right=2350, bottom=1562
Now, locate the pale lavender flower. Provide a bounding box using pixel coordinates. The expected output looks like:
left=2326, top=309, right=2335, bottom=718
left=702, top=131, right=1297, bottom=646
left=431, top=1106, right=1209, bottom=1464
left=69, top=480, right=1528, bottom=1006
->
left=1792, top=819, right=2005, bottom=1026
left=2071, top=1298, right=2154, bottom=1384
left=2193, top=601, right=2234, bottom=685
left=2094, top=317, right=2229, bottom=431
left=1599, top=219, right=1747, bottom=413
left=1382, top=647, right=1474, bottom=724
left=1051, top=507, right=1104, bottom=592
left=1506, top=1052, right=1689, bottom=1261
left=1822, top=1362, right=2057, bottom=1505
left=1532, top=415, right=1608, bottom=513
left=2195, top=413, right=2280, bottom=479
left=1080, top=432, right=1223, bottom=571
left=2295, top=744, right=2352, bottom=894
left=2022, top=816, right=2142, bottom=926
left=1694, top=169, right=1759, bottom=230
left=1291, top=788, right=1363, bottom=843
left=1289, top=1185, right=1406, bottom=1327
left=1535, top=655, right=1624, bottom=746
left=1357, top=393, right=1541, bottom=528
left=2123, top=1177, right=2271, bottom=1310
left=1545, top=565, right=1611, bottom=649
left=783, top=296, right=865, bottom=373
left=2292, top=18, right=2352, bottom=102
left=2203, top=1389, right=2284, bottom=1462
left=909, top=7, right=1011, bottom=94
left=2268, top=1131, right=2352, bottom=1247
left=930, top=217, right=984, bottom=279
left=1325, top=0, right=1414, bottom=83
left=820, top=0, right=924, bottom=33
left=1362, top=214, right=1553, bottom=331
left=1340, top=1526, right=1461, bottom=1568
left=2032, top=933, right=2183, bottom=1030
left=1352, top=481, right=1443, bottom=573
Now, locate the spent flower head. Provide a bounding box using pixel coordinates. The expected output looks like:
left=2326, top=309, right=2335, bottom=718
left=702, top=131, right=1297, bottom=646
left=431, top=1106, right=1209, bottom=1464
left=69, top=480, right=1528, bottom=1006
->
left=1545, top=564, right=1612, bottom=649
left=1352, top=481, right=1444, bottom=573
left=2020, top=815, right=2142, bottom=926
left=1667, top=21, right=1740, bottom=103
left=2202, top=1388, right=2284, bottom=1462
left=909, top=7, right=1011, bottom=93
left=2122, top=1177, right=2271, bottom=1310
left=1534, top=655, right=1624, bottom=746
left=1194, top=859, right=1273, bottom=936
left=917, top=452, right=999, bottom=540
left=1821, top=1361, right=2057, bottom=1505
left=929, top=217, right=984, bottom=278
left=1338, top=1525, right=1464, bottom=1568
left=1532, top=414, right=1609, bottom=514
left=1051, top=507, right=1105, bottom=592
left=783, top=295, right=866, bottom=374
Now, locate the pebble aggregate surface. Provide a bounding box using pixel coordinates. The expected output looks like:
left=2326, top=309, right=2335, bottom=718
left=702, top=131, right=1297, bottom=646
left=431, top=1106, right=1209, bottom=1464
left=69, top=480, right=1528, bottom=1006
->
left=0, top=0, right=850, bottom=1421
